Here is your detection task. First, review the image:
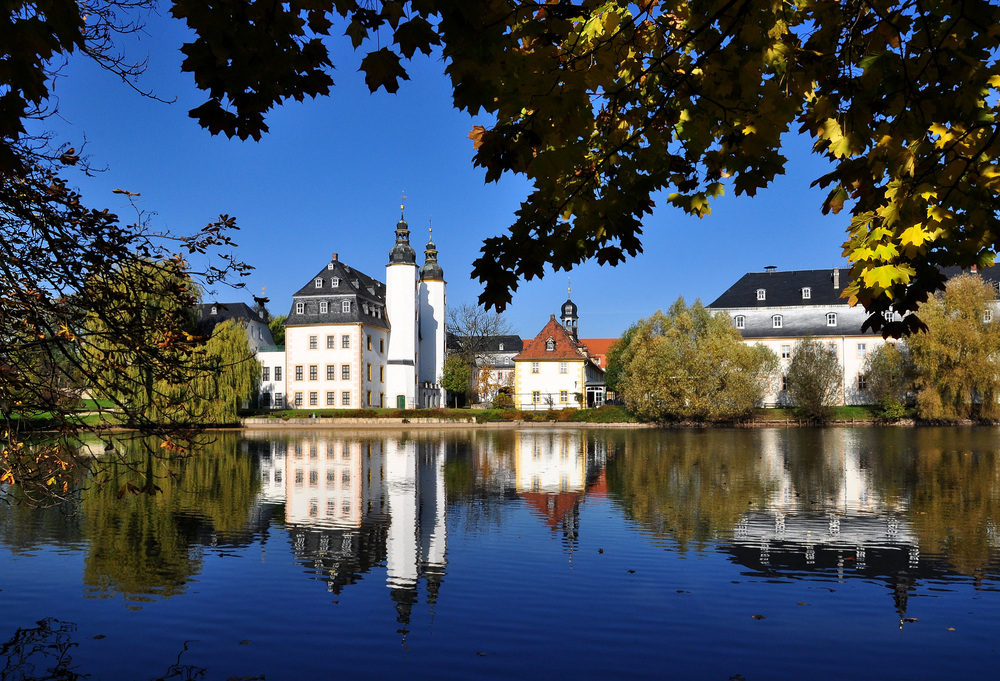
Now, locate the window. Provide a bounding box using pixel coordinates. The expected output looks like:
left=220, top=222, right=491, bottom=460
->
left=342, top=365, right=350, bottom=380
left=262, top=366, right=270, bottom=381
left=559, top=390, right=568, bottom=403
left=319, top=301, right=328, bottom=314
left=781, top=345, right=791, bottom=359
left=379, top=338, right=384, bottom=353
left=314, top=278, right=323, bottom=288
left=261, top=392, right=271, bottom=407
left=781, top=375, right=790, bottom=392
left=379, top=392, right=384, bottom=407
left=772, top=315, right=782, bottom=329
left=379, top=365, right=384, bottom=382
left=332, top=277, right=339, bottom=286
left=295, top=366, right=303, bottom=381
left=499, top=343, right=504, bottom=351
left=342, top=391, right=351, bottom=406
left=326, top=391, right=335, bottom=405
left=857, top=343, right=867, bottom=359
left=309, top=365, right=318, bottom=380
left=858, top=374, right=868, bottom=392
left=294, top=392, right=303, bottom=406
left=366, top=390, right=372, bottom=406
left=532, top=390, right=541, bottom=404
left=274, top=366, right=282, bottom=381
left=309, top=335, right=318, bottom=349
left=559, top=361, right=567, bottom=374
left=309, top=392, right=318, bottom=405
left=326, top=335, right=335, bottom=349
left=367, top=363, right=372, bottom=381
left=296, top=302, right=304, bottom=314
left=327, top=365, right=335, bottom=380
left=342, top=300, right=351, bottom=313
left=734, top=315, right=745, bottom=329
left=274, top=393, right=283, bottom=408
left=342, top=334, right=350, bottom=348
left=985, top=309, right=994, bottom=323
left=827, top=343, right=837, bottom=357
left=883, top=310, right=893, bottom=322
left=531, top=361, right=540, bottom=374
left=545, top=338, right=555, bottom=351
left=757, top=288, right=766, bottom=301
left=826, top=312, right=837, bottom=326
left=367, top=334, right=372, bottom=350
left=802, top=287, right=811, bottom=300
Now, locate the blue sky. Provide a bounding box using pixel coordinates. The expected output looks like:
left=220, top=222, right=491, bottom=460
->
left=36, top=10, right=851, bottom=339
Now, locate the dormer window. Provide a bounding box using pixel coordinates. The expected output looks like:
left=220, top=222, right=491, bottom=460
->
left=499, top=343, right=504, bottom=351
left=546, top=338, right=555, bottom=351
left=734, top=315, right=745, bottom=329
left=883, top=310, right=893, bottom=321
left=827, top=312, right=837, bottom=326
left=342, top=300, right=350, bottom=313
left=757, top=288, right=766, bottom=301
left=802, top=287, right=811, bottom=300
left=985, top=309, right=993, bottom=323
left=314, top=278, right=323, bottom=288
left=210, top=306, right=217, bottom=315
left=772, top=315, right=782, bottom=329
left=319, top=302, right=328, bottom=314
left=332, top=277, right=339, bottom=287
left=296, top=302, right=304, bottom=314
left=327, top=263, right=334, bottom=270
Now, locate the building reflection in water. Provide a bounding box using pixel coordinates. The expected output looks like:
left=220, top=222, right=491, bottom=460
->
left=732, top=429, right=922, bottom=623
left=247, top=432, right=447, bottom=634
left=512, top=430, right=608, bottom=545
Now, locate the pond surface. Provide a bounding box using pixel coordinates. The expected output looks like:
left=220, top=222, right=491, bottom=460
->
left=2, top=427, right=999, bottom=680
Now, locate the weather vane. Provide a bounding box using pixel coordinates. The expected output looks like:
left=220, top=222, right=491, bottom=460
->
left=400, top=191, right=407, bottom=214
left=568, top=278, right=572, bottom=298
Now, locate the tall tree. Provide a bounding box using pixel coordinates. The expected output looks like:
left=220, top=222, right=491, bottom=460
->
left=862, top=342, right=914, bottom=418
left=447, top=302, right=516, bottom=363
left=907, top=274, right=1000, bottom=419
left=268, top=314, right=287, bottom=347
left=5, top=1, right=1000, bottom=332
left=616, top=299, right=777, bottom=421
left=786, top=339, right=843, bottom=422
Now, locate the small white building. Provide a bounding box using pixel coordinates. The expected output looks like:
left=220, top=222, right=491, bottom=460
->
left=513, top=299, right=605, bottom=410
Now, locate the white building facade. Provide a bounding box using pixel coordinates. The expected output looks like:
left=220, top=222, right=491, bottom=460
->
left=275, top=215, right=446, bottom=411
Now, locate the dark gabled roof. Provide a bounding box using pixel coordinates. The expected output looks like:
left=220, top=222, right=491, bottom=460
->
left=514, top=315, right=588, bottom=361
left=286, top=257, right=389, bottom=330
left=195, top=302, right=267, bottom=335
left=709, top=265, right=1000, bottom=311
left=708, top=268, right=851, bottom=308
left=446, top=333, right=523, bottom=353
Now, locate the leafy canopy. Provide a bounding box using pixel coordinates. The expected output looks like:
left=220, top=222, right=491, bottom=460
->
left=786, top=339, right=843, bottom=421
left=162, top=0, right=1000, bottom=332
left=615, top=298, right=777, bottom=421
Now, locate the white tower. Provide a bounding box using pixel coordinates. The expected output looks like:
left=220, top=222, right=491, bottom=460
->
left=386, top=210, right=418, bottom=408
left=418, top=227, right=446, bottom=408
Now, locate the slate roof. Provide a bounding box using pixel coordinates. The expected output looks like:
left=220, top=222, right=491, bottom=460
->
left=514, top=315, right=590, bottom=361
left=708, top=268, right=851, bottom=309
left=447, top=334, right=523, bottom=354
left=708, top=265, right=1000, bottom=339
left=195, top=302, right=268, bottom=336
left=286, top=257, right=390, bottom=331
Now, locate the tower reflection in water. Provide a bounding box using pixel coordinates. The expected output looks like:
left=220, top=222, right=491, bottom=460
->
left=249, top=432, right=447, bottom=632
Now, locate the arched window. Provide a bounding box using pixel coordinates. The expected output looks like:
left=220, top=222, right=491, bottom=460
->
left=545, top=338, right=555, bottom=351
left=801, top=287, right=811, bottom=300
left=827, top=312, right=837, bottom=326
left=734, top=315, right=745, bottom=329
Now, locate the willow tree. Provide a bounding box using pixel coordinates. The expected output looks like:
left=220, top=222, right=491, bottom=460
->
left=187, top=319, right=261, bottom=424
left=907, top=274, right=1000, bottom=420
left=617, top=299, right=777, bottom=421
left=786, top=339, right=843, bottom=422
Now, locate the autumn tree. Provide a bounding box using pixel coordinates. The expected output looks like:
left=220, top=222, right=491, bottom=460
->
left=7, top=1, right=999, bottom=333
left=863, top=342, right=914, bottom=418
left=907, top=274, right=1000, bottom=420
left=447, top=302, right=516, bottom=403
left=786, top=339, right=843, bottom=422
left=616, top=299, right=777, bottom=421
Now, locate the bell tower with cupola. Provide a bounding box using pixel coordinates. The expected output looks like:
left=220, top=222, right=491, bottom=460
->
left=386, top=205, right=418, bottom=408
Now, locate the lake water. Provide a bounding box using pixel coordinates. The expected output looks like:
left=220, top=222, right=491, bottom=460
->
left=1, top=426, right=999, bottom=680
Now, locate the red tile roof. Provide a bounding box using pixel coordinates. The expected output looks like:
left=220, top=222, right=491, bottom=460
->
left=514, top=315, right=589, bottom=361
left=578, top=338, right=618, bottom=356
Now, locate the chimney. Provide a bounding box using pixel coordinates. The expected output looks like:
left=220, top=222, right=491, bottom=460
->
left=833, top=268, right=840, bottom=290
left=332, top=252, right=338, bottom=261
left=971, top=264, right=978, bottom=273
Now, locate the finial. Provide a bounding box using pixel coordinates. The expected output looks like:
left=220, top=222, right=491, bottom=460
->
left=568, top=278, right=572, bottom=298
left=400, top=191, right=407, bottom=215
